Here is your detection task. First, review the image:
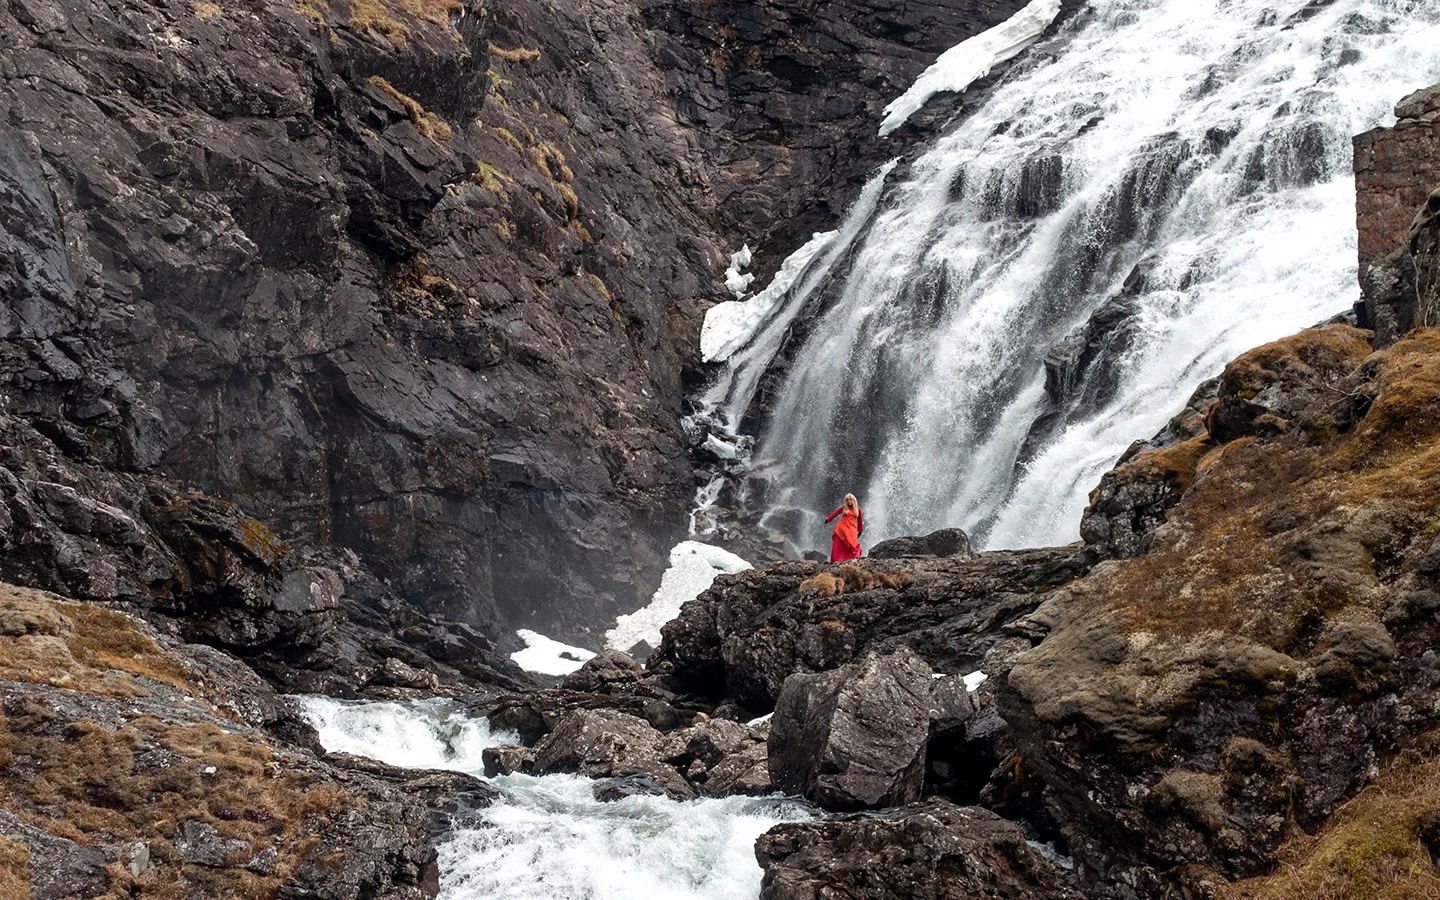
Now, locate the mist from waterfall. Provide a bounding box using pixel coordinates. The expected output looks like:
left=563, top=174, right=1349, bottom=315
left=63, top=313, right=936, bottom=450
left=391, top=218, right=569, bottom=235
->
left=710, top=0, right=1440, bottom=552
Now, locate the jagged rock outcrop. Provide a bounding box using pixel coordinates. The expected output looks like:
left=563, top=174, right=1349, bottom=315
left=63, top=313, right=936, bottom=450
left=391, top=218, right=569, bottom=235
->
left=768, top=648, right=947, bottom=811
left=1000, top=325, right=1440, bottom=896
left=756, top=800, right=1082, bottom=900
left=1355, top=85, right=1440, bottom=344
left=1080, top=325, right=1370, bottom=561
left=0, top=408, right=530, bottom=695
left=0, top=583, right=477, bottom=898
left=482, top=705, right=772, bottom=799
left=654, top=551, right=1087, bottom=713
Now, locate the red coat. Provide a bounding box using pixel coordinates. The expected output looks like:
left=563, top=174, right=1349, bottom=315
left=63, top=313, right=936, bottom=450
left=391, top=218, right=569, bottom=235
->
left=825, top=506, right=864, bottom=562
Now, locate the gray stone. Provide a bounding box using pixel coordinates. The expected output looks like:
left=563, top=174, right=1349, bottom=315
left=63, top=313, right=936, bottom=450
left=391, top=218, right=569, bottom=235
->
left=768, top=649, right=934, bottom=811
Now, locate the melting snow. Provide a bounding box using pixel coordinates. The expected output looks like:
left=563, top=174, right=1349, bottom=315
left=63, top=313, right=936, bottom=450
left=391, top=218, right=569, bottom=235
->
left=605, top=541, right=752, bottom=652
left=512, top=629, right=597, bottom=677
left=878, top=0, right=1062, bottom=137
left=700, top=230, right=840, bottom=363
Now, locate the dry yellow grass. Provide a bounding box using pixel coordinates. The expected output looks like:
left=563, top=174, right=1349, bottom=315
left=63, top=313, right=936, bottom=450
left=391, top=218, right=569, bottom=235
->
left=368, top=76, right=453, bottom=143
left=191, top=1, right=223, bottom=19
left=344, top=0, right=460, bottom=45
left=1228, top=734, right=1440, bottom=900
left=489, top=43, right=540, bottom=63
left=1095, top=328, right=1440, bottom=652
left=0, top=585, right=362, bottom=897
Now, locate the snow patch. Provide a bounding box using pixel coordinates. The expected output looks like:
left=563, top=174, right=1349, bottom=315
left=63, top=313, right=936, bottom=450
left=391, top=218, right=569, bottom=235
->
left=724, top=245, right=755, bottom=298
left=512, top=629, right=597, bottom=677
left=606, top=541, right=752, bottom=652
left=878, top=0, right=1062, bottom=137
left=700, top=231, right=840, bottom=363
left=962, top=670, right=988, bottom=692
left=702, top=435, right=739, bottom=460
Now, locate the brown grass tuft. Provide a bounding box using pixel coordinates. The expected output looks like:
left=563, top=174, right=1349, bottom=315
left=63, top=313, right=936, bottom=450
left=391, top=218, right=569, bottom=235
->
left=488, top=43, right=540, bottom=63
left=0, top=836, right=30, bottom=900
left=1227, top=734, right=1440, bottom=900
left=344, top=0, right=459, bottom=44
left=368, top=76, right=453, bottom=144
left=192, top=1, right=223, bottom=18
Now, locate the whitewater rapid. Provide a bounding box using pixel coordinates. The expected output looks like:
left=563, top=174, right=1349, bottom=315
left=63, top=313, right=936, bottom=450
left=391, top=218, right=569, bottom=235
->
left=701, top=0, right=1440, bottom=552
left=290, top=696, right=811, bottom=899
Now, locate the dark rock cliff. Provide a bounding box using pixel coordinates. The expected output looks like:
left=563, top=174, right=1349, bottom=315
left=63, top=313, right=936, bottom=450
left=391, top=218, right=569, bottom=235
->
left=0, top=0, right=1058, bottom=653
left=0, top=0, right=730, bottom=649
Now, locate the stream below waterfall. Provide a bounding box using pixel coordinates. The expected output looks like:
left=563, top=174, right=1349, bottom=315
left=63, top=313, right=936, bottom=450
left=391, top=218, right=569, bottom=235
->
left=291, top=697, right=813, bottom=899
left=694, top=0, right=1440, bottom=554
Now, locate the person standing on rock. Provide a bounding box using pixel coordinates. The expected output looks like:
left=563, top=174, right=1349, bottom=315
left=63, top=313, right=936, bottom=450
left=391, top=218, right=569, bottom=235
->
left=825, top=493, right=864, bottom=562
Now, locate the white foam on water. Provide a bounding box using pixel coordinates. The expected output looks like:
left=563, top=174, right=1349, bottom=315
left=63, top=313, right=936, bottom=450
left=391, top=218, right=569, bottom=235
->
left=290, top=696, right=812, bottom=900
left=438, top=774, right=810, bottom=900
left=288, top=695, right=508, bottom=774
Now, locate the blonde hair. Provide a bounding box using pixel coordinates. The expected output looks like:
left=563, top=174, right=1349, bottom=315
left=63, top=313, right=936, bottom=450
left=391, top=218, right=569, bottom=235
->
left=844, top=493, right=858, bottom=509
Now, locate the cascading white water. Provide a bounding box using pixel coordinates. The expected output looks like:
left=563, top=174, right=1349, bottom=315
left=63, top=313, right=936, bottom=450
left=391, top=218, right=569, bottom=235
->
left=710, top=0, right=1440, bottom=551
left=289, top=696, right=812, bottom=899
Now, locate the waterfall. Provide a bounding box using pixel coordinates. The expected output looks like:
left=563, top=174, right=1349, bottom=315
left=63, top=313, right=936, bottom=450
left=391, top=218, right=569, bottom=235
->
left=289, top=696, right=812, bottom=899
left=706, top=0, right=1440, bottom=552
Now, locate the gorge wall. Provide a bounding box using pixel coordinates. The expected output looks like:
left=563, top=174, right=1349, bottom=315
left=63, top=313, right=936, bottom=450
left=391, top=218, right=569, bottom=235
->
left=0, top=0, right=1040, bottom=653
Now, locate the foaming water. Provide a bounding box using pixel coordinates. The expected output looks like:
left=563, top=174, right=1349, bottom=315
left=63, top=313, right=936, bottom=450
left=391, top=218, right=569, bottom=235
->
left=291, top=695, right=510, bottom=772
left=438, top=775, right=809, bottom=900
left=709, top=0, right=1440, bottom=551
left=290, top=696, right=811, bottom=900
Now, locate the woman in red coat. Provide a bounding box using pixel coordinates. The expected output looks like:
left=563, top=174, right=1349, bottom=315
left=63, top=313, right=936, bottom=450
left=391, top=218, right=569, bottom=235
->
left=825, top=493, right=864, bottom=562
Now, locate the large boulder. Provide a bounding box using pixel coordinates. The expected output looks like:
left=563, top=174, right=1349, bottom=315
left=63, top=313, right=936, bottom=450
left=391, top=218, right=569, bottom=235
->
left=869, top=528, right=972, bottom=560
left=768, top=649, right=938, bottom=811
left=529, top=709, right=694, bottom=799
left=755, top=800, right=1082, bottom=900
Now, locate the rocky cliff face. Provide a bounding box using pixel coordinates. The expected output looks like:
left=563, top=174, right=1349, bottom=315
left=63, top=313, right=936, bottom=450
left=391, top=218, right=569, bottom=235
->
left=639, top=0, right=1043, bottom=267
left=1354, top=84, right=1440, bottom=344
left=0, top=0, right=723, bottom=647
left=0, top=0, right=1061, bottom=651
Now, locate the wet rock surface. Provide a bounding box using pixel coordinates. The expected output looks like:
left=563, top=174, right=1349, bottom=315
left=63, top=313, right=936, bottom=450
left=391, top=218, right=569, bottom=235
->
left=653, top=551, right=1088, bottom=713
left=0, top=408, right=530, bottom=697
left=768, top=649, right=936, bottom=811
left=755, top=800, right=1082, bottom=900
left=0, top=0, right=720, bottom=648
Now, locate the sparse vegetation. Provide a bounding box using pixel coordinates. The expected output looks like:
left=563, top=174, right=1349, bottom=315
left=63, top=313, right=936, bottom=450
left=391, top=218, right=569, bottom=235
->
left=368, top=76, right=453, bottom=143
left=489, top=43, right=541, bottom=63
left=1227, top=732, right=1440, bottom=899
left=192, top=1, right=223, bottom=19
left=799, top=567, right=912, bottom=598
left=0, top=586, right=368, bottom=897
left=474, top=160, right=512, bottom=195
left=493, top=126, right=524, bottom=154
left=343, top=0, right=460, bottom=45
left=1093, top=326, right=1440, bottom=651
